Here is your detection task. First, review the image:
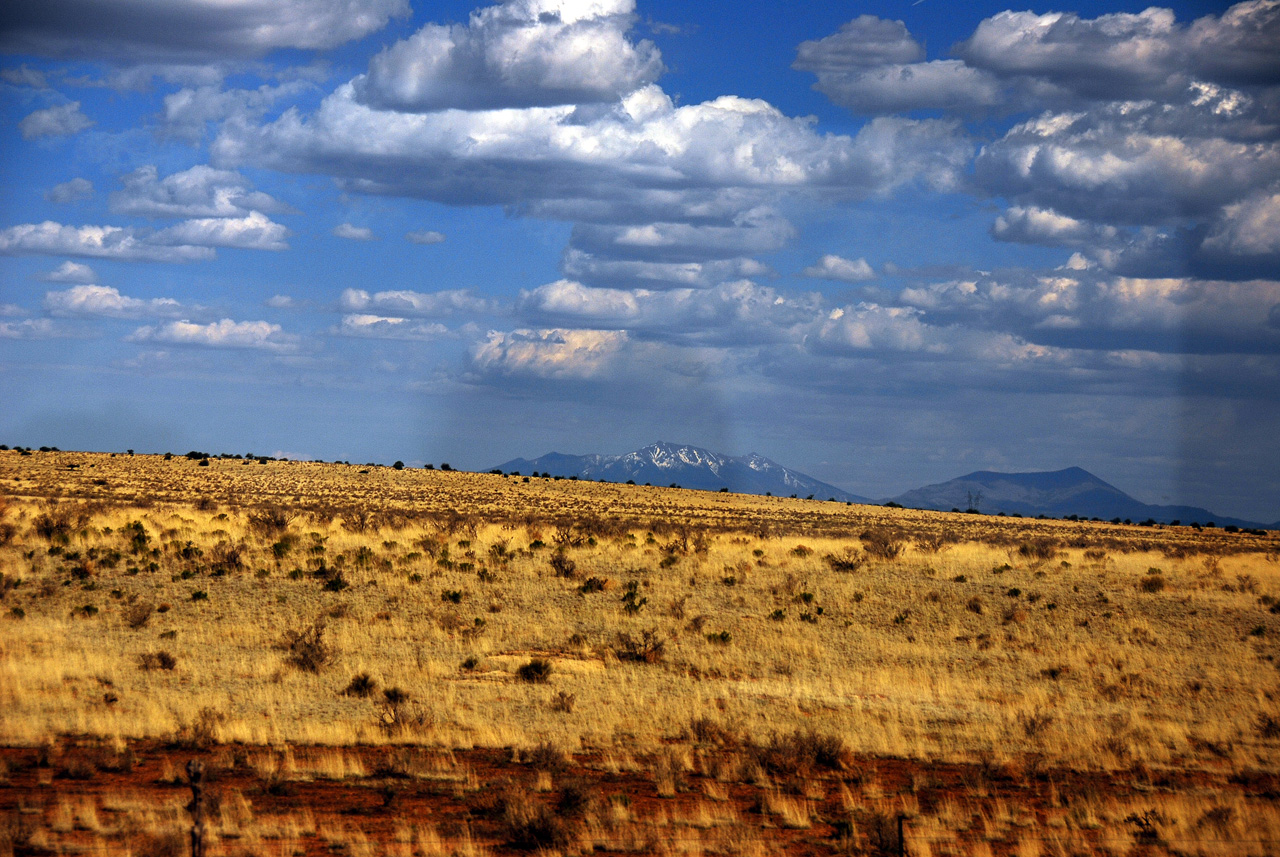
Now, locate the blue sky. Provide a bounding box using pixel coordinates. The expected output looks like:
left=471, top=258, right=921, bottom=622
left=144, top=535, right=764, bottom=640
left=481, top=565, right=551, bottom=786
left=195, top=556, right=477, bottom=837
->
left=1, top=0, right=1278, bottom=521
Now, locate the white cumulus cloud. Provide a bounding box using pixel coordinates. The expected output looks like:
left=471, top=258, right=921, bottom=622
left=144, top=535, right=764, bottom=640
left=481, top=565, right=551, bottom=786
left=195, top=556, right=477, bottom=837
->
left=1203, top=190, right=1280, bottom=256
left=991, top=206, right=1119, bottom=247
left=0, top=221, right=214, bottom=262
left=213, top=80, right=971, bottom=269
left=340, top=287, right=495, bottom=316
left=152, top=211, right=290, bottom=251
left=795, top=18, right=1005, bottom=115
left=44, top=285, right=185, bottom=318
left=19, top=102, right=93, bottom=138
left=809, top=301, right=1070, bottom=366
left=110, top=165, right=291, bottom=218
left=354, top=0, right=663, bottom=112
left=799, top=3, right=1280, bottom=117
left=336, top=314, right=452, bottom=340
left=794, top=16, right=924, bottom=72
left=560, top=249, right=770, bottom=290
left=801, top=254, right=875, bottom=282
left=0, top=319, right=58, bottom=339
left=811, top=303, right=934, bottom=353
left=471, top=327, right=627, bottom=379
left=39, top=261, right=97, bottom=283
left=0, top=214, right=288, bottom=260
left=46, top=177, right=94, bottom=203
left=897, top=271, right=1280, bottom=354
left=517, top=278, right=823, bottom=347
left=974, top=105, right=1280, bottom=226
left=954, top=8, right=1183, bottom=102
left=128, top=318, right=296, bottom=351
left=161, top=81, right=313, bottom=143
left=333, top=223, right=376, bottom=241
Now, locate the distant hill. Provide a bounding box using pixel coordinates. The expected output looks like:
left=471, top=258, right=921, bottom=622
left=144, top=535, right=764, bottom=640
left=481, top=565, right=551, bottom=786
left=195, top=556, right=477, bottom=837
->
left=890, top=467, right=1270, bottom=529
left=493, top=441, right=872, bottom=503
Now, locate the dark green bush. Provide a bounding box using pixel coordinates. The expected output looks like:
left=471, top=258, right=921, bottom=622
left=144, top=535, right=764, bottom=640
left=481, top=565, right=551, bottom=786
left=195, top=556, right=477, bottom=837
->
left=516, top=658, right=553, bottom=683
left=343, top=673, right=377, bottom=697
left=578, top=577, right=607, bottom=594
left=620, top=580, right=647, bottom=613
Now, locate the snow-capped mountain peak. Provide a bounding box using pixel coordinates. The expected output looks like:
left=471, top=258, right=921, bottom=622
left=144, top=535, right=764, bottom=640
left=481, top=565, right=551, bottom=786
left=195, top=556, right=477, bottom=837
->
left=493, top=442, right=871, bottom=502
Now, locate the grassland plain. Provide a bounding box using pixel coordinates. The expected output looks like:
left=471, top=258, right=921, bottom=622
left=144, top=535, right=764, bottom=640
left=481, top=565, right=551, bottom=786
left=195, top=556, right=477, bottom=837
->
left=0, top=449, right=1278, bottom=856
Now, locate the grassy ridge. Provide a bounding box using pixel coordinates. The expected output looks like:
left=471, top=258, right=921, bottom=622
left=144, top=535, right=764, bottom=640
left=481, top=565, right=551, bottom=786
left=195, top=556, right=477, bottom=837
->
left=2, top=450, right=1275, bottom=763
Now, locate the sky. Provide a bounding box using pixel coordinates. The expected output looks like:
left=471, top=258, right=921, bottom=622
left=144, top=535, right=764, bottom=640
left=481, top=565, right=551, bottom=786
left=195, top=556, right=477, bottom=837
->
left=1, top=0, right=1278, bottom=522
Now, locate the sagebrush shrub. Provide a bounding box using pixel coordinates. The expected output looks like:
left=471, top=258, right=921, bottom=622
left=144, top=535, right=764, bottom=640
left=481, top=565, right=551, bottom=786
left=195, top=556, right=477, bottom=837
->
left=824, top=550, right=864, bottom=573
left=33, top=509, right=72, bottom=544
left=517, top=658, right=553, bottom=683
left=578, top=576, right=607, bottom=594
left=915, top=534, right=950, bottom=553
left=248, top=507, right=292, bottom=537
left=860, top=528, right=904, bottom=560
left=342, top=673, right=377, bottom=698
left=524, top=740, right=567, bottom=771
left=280, top=621, right=332, bottom=672
left=549, top=551, right=576, bottom=578
left=503, top=793, right=574, bottom=850
left=751, top=730, right=848, bottom=776
left=1017, top=538, right=1058, bottom=563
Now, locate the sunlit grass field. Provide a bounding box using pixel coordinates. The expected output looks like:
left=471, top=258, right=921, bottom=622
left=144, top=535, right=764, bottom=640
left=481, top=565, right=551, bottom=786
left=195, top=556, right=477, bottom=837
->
left=1, top=448, right=1277, bottom=855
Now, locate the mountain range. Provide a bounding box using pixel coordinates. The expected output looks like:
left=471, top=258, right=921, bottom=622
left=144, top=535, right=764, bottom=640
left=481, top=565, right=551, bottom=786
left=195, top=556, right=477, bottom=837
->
left=889, top=467, right=1272, bottom=529
left=492, top=442, right=1273, bottom=529
left=494, top=441, right=872, bottom=503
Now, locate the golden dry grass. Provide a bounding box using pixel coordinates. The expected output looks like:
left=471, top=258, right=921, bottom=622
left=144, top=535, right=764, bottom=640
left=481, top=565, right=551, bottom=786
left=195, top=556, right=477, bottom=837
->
left=1, top=448, right=1279, bottom=855
left=1, top=449, right=1277, bottom=768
